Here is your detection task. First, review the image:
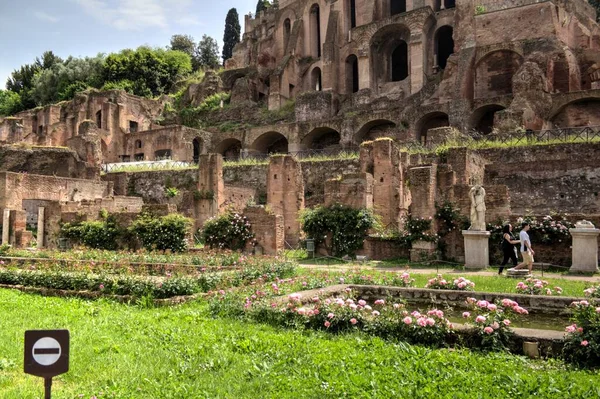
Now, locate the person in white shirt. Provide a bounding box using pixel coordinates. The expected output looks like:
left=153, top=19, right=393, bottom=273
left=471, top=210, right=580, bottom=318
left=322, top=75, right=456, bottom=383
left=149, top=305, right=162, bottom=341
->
left=511, top=222, right=534, bottom=274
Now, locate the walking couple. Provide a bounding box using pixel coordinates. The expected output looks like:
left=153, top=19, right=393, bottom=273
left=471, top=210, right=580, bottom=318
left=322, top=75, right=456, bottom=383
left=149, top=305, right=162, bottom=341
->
left=498, top=222, right=535, bottom=275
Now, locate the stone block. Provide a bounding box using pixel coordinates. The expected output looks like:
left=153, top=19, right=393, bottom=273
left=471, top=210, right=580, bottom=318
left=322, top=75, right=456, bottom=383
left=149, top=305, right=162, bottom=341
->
left=462, top=230, right=491, bottom=269
left=569, top=222, right=600, bottom=273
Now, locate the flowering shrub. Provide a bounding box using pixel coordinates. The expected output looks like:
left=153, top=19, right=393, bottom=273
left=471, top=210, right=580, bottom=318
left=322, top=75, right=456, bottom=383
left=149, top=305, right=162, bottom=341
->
left=129, top=213, right=192, bottom=252
left=584, top=285, right=600, bottom=298
left=563, top=300, right=600, bottom=368
left=201, top=212, right=253, bottom=250
left=300, top=204, right=377, bottom=256
left=61, top=215, right=121, bottom=250
left=462, top=298, right=528, bottom=351
left=425, top=274, right=475, bottom=291
left=515, top=278, right=562, bottom=296
left=232, top=289, right=454, bottom=347
left=488, top=215, right=573, bottom=245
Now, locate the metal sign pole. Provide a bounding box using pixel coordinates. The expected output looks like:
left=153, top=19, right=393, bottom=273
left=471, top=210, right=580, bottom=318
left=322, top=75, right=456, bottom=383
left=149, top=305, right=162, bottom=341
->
left=44, top=377, right=52, bottom=399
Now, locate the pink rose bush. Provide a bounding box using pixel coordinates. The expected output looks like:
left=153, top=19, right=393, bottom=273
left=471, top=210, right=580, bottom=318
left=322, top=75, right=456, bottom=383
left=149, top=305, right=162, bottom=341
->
left=515, top=278, right=562, bottom=296
left=463, top=297, right=528, bottom=350
left=563, top=300, right=600, bottom=368
left=426, top=274, right=475, bottom=291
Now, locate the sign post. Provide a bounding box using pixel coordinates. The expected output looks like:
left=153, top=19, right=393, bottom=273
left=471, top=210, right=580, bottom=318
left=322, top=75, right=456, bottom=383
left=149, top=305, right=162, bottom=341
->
left=24, top=330, right=70, bottom=399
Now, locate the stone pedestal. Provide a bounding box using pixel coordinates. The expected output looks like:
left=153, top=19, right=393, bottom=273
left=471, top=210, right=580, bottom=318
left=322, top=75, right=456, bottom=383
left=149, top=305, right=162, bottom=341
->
left=569, top=224, right=600, bottom=273
left=462, top=230, right=491, bottom=269
left=410, top=240, right=437, bottom=262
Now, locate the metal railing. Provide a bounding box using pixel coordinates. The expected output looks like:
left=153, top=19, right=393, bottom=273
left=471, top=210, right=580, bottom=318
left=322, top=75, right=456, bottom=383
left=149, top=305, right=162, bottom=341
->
left=102, top=159, right=197, bottom=173
left=223, top=146, right=360, bottom=162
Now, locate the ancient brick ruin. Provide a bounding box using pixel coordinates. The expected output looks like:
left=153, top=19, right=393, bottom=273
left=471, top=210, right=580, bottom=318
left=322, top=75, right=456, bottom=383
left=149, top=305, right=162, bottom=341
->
left=0, top=0, right=598, bottom=263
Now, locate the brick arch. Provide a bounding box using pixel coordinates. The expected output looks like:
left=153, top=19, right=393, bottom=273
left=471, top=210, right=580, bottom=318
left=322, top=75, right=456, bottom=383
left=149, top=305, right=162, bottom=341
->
left=214, top=138, right=242, bottom=159
left=550, top=97, right=600, bottom=128
left=301, top=127, right=341, bottom=149
left=474, top=50, right=523, bottom=99
left=469, top=104, right=506, bottom=135
left=252, top=131, right=289, bottom=154
left=355, top=119, right=398, bottom=144
left=414, top=112, right=449, bottom=144
left=370, top=24, right=411, bottom=88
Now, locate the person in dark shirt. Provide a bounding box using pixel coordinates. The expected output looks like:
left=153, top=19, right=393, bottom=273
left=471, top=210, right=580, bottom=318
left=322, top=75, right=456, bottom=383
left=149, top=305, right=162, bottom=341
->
left=498, top=223, right=520, bottom=275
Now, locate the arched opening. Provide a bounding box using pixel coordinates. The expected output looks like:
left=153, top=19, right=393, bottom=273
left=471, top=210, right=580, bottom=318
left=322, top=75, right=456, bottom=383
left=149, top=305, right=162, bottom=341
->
left=435, top=26, right=454, bottom=70
left=193, top=137, right=202, bottom=163
left=215, top=138, right=242, bottom=160
left=310, top=4, right=321, bottom=58
left=252, top=132, right=289, bottom=154
left=311, top=67, right=322, bottom=91
left=475, top=50, right=522, bottom=99
left=416, top=112, right=449, bottom=144
left=129, top=120, right=139, bottom=133
left=470, top=105, right=505, bottom=135
left=390, top=0, right=406, bottom=16
left=346, top=55, right=359, bottom=93
left=445, top=0, right=456, bottom=8
left=155, top=149, right=172, bottom=160
left=283, top=19, right=291, bottom=54
left=349, top=0, right=356, bottom=28
left=356, top=119, right=397, bottom=143
left=391, top=42, right=408, bottom=82
left=95, top=110, right=102, bottom=129
left=302, top=127, right=341, bottom=150
left=551, top=99, right=600, bottom=128
left=134, top=139, right=142, bottom=149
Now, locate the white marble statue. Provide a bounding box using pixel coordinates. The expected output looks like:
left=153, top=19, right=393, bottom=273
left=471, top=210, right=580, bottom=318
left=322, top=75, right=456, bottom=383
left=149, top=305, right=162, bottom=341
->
left=468, top=185, right=486, bottom=231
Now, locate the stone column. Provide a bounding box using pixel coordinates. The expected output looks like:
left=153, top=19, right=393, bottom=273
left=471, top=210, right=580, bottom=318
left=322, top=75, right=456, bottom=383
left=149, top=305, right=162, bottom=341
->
left=37, top=207, right=45, bottom=248
left=462, top=230, right=490, bottom=269
left=409, top=35, right=424, bottom=95
left=569, top=221, right=600, bottom=273
left=2, top=209, right=9, bottom=245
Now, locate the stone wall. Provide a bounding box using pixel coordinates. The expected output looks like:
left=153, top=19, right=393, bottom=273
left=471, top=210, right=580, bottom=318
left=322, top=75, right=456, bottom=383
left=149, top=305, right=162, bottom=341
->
left=357, top=237, right=410, bottom=260
left=243, top=206, right=284, bottom=255
left=0, top=145, right=96, bottom=179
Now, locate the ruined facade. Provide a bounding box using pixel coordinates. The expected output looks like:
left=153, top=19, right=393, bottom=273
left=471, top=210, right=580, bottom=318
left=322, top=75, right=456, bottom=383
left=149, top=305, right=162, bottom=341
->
left=212, top=0, right=600, bottom=157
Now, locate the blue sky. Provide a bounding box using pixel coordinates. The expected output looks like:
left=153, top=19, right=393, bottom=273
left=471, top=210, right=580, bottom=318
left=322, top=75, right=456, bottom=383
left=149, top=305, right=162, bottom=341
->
left=0, top=0, right=256, bottom=88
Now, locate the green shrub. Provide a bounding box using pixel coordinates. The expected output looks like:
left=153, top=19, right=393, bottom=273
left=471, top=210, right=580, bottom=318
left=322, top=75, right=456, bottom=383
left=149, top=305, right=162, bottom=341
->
left=563, top=300, right=600, bottom=368
left=300, top=204, right=377, bottom=256
left=165, top=187, right=179, bottom=198
left=129, top=213, right=192, bottom=253
left=198, top=92, right=230, bottom=112
left=60, top=216, right=120, bottom=250
left=201, top=212, right=253, bottom=250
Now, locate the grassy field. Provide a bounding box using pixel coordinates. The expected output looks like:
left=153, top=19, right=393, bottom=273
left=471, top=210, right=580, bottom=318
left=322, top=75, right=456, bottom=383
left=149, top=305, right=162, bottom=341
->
left=1, top=289, right=599, bottom=398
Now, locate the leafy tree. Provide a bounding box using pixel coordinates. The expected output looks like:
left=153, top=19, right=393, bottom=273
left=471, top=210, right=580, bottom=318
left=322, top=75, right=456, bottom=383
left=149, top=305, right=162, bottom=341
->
left=255, top=0, right=271, bottom=14
left=170, top=34, right=202, bottom=70
left=0, top=90, right=22, bottom=116
left=31, top=55, right=105, bottom=105
left=6, top=51, right=63, bottom=109
left=222, top=8, right=241, bottom=64
left=102, top=46, right=192, bottom=97
left=197, top=35, right=220, bottom=70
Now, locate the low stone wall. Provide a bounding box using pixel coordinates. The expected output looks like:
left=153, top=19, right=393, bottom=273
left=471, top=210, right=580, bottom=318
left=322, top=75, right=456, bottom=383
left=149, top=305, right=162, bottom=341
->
left=357, top=237, right=409, bottom=260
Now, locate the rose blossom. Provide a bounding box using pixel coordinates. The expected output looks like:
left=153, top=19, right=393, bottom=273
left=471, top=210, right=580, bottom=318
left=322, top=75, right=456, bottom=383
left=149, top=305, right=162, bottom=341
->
left=475, top=315, right=487, bottom=323
left=426, top=317, right=435, bottom=326
left=502, top=319, right=511, bottom=326
left=487, top=304, right=497, bottom=311
left=581, top=340, right=589, bottom=347
left=324, top=321, right=331, bottom=328
left=374, top=299, right=385, bottom=305
left=358, top=300, right=367, bottom=306
left=462, top=312, right=471, bottom=318
left=491, top=322, right=500, bottom=330
left=327, top=313, right=335, bottom=319
left=372, top=310, right=380, bottom=316
left=350, top=318, right=357, bottom=325
left=484, top=327, right=494, bottom=334
left=403, top=317, right=412, bottom=325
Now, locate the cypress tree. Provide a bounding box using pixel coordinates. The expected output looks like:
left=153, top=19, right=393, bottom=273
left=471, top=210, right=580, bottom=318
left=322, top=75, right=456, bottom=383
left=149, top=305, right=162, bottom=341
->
left=222, top=8, right=241, bottom=65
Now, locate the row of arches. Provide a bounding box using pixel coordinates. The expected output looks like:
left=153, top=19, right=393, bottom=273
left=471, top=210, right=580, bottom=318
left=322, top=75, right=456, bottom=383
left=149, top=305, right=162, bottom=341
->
left=341, top=24, right=454, bottom=94
left=211, top=96, right=600, bottom=159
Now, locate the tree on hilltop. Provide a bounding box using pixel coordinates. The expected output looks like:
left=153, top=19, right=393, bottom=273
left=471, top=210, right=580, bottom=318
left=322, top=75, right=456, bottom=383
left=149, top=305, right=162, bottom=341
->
left=197, top=35, right=220, bottom=70
left=256, top=0, right=271, bottom=14
left=222, top=8, right=241, bottom=65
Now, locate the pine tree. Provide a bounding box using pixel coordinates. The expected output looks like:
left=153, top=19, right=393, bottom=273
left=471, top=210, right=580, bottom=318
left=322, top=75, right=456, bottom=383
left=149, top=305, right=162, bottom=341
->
left=256, top=0, right=271, bottom=15
left=222, top=8, right=241, bottom=65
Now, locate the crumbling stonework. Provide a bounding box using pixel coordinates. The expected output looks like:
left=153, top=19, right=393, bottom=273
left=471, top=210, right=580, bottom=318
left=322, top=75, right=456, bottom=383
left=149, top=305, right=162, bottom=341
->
left=267, top=155, right=305, bottom=246
left=195, top=154, right=225, bottom=229
left=243, top=206, right=284, bottom=255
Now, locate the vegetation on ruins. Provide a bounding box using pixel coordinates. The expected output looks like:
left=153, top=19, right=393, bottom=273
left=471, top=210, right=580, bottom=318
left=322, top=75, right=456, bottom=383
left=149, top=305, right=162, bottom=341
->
left=223, top=8, right=242, bottom=64
left=169, top=33, right=220, bottom=72
left=60, top=214, right=121, bottom=251
left=300, top=204, right=378, bottom=256
left=201, top=212, right=254, bottom=250
left=129, top=213, right=192, bottom=252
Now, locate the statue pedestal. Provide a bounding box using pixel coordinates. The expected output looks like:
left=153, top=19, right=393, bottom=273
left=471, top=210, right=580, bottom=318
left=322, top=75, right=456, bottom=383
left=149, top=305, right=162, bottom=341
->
left=462, top=230, right=490, bottom=270
left=569, top=227, right=600, bottom=273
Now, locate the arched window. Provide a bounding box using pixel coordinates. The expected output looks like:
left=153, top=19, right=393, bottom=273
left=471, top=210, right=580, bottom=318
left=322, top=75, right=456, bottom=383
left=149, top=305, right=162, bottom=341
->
left=391, top=42, right=408, bottom=82
left=311, top=67, right=322, bottom=91
left=310, top=4, right=321, bottom=58
left=95, top=110, right=102, bottom=129
left=435, top=26, right=454, bottom=70
left=346, top=55, right=359, bottom=93
left=283, top=19, right=291, bottom=53
left=390, top=0, right=406, bottom=16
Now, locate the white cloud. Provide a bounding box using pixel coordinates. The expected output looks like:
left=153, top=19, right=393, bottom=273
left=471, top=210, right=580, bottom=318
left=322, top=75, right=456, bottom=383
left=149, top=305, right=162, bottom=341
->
left=176, top=16, right=203, bottom=27
left=34, top=11, right=59, bottom=23
left=74, top=0, right=175, bottom=31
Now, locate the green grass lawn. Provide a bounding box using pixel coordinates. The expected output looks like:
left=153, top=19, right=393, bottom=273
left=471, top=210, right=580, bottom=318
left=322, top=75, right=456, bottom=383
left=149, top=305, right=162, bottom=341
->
left=1, top=289, right=599, bottom=398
